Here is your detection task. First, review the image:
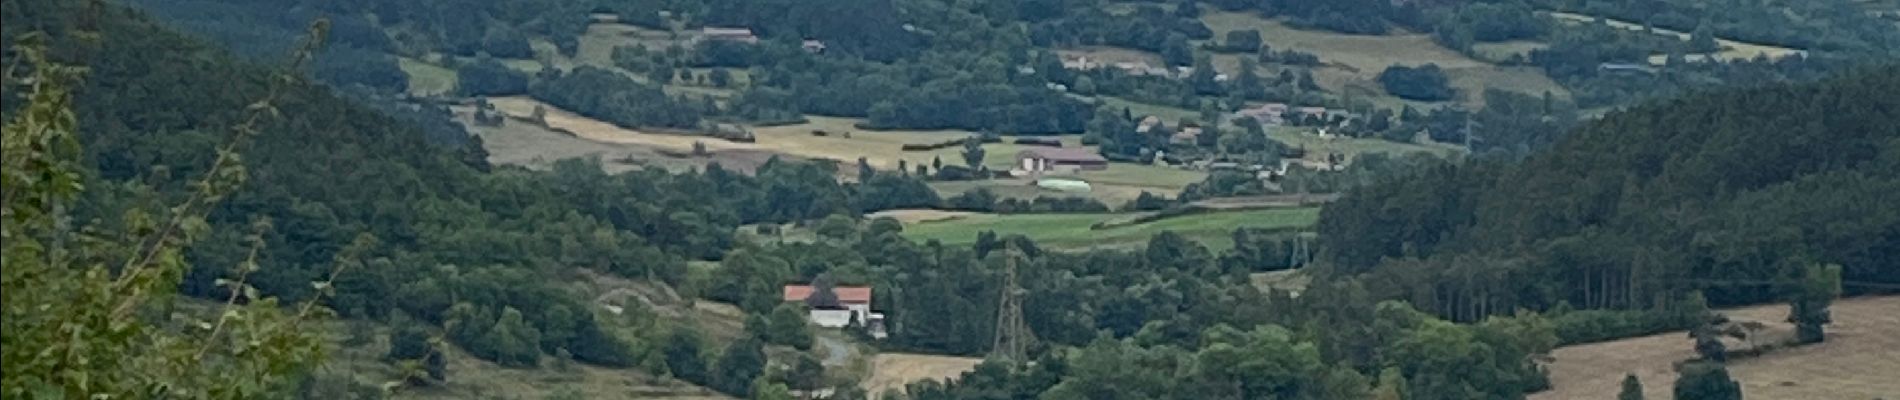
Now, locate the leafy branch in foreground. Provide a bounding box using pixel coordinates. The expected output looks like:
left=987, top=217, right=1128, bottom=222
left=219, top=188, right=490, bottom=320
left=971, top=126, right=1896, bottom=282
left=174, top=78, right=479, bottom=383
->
left=1, top=20, right=347, bottom=399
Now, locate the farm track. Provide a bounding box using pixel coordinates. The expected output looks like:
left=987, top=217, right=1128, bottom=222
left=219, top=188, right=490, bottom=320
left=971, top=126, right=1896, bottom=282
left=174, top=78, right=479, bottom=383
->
left=861, top=353, right=984, bottom=398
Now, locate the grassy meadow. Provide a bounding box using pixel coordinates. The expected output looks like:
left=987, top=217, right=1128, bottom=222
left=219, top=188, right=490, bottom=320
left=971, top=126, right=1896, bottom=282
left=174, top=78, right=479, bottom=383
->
left=899, top=207, right=1321, bottom=251
left=1543, top=11, right=1805, bottom=65
left=1197, top=11, right=1569, bottom=106
left=398, top=57, right=458, bottom=96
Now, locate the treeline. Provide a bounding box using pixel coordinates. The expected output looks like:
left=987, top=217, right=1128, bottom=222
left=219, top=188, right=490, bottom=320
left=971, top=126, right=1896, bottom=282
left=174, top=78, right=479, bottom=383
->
left=530, top=66, right=704, bottom=130
left=1316, top=66, right=1900, bottom=321
left=943, top=188, right=1111, bottom=214
left=1527, top=0, right=1900, bottom=52
left=1026, top=1, right=1212, bottom=65
left=1522, top=17, right=1854, bottom=108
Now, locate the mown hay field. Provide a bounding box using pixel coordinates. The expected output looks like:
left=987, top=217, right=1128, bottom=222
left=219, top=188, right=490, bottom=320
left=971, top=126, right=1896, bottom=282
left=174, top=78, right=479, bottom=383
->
left=899, top=207, right=1320, bottom=251
left=1198, top=11, right=1569, bottom=106
left=1533, top=296, right=1900, bottom=400
left=862, top=353, right=985, bottom=399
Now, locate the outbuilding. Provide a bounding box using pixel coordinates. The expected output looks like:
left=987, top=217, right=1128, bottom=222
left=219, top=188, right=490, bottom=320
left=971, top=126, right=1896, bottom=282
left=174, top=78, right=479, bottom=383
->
left=1015, top=147, right=1109, bottom=172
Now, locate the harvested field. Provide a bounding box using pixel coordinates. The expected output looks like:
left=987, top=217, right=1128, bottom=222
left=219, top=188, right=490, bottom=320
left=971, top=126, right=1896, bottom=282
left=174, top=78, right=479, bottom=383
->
left=457, top=105, right=779, bottom=174
left=862, top=353, right=985, bottom=398
left=1534, top=296, right=1900, bottom=400
left=1199, top=11, right=1567, bottom=106
left=486, top=97, right=745, bottom=151
left=865, top=209, right=977, bottom=224
left=486, top=97, right=1201, bottom=202
left=900, top=207, right=1320, bottom=251
left=1201, top=12, right=1488, bottom=72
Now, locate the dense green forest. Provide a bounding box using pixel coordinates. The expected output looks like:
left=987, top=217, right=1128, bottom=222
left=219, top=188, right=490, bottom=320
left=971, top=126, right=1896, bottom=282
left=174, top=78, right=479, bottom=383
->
left=1317, top=66, right=1900, bottom=317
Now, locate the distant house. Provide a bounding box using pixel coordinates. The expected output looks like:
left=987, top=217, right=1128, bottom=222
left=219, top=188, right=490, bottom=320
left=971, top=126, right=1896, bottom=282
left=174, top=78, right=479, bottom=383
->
left=700, top=27, right=759, bottom=44
left=1599, top=62, right=1655, bottom=74
left=1016, top=147, right=1109, bottom=172
left=1134, top=115, right=1163, bottom=133
left=1112, top=62, right=1169, bottom=77
left=1061, top=56, right=1096, bottom=70
left=783, top=285, right=883, bottom=335
left=1235, top=103, right=1290, bottom=125
left=1171, top=126, right=1203, bottom=144
left=801, top=39, right=827, bottom=53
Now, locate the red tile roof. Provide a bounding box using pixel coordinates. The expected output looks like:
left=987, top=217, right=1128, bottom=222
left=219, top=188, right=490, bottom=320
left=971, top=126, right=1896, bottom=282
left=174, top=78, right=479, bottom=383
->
left=783, top=285, right=872, bottom=303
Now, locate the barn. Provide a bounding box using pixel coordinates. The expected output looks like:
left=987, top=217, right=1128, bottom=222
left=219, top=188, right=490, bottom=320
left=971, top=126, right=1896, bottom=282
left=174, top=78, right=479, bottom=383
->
left=783, top=284, right=881, bottom=332
left=1015, top=147, right=1109, bottom=172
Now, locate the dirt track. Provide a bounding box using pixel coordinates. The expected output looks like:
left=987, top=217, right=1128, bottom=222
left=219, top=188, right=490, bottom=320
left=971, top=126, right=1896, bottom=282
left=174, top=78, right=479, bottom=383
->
left=1533, top=296, right=1900, bottom=400
left=861, top=353, right=984, bottom=398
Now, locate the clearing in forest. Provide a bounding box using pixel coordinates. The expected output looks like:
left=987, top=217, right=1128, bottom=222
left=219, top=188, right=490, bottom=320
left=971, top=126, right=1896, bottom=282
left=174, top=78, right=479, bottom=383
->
left=1544, top=11, right=1806, bottom=65
left=398, top=57, right=458, bottom=96
left=865, top=209, right=978, bottom=224
left=1197, top=11, right=1569, bottom=106
left=456, top=105, right=779, bottom=174
left=899, top=207, right=1320, bottom=251
left=1533, top=296, right=1900, bottom=400
left=861, top=353, right=985, bottom=398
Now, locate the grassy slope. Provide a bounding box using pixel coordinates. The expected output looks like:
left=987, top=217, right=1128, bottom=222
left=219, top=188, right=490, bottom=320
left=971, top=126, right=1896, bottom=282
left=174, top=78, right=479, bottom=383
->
left=398, top=57, right=457, bottom=96
left=900, top=207, right=1320, bottom=251
left=1198, top=11, right=1570, bottom=106
left=1543, top=11, right=1805, bottom=65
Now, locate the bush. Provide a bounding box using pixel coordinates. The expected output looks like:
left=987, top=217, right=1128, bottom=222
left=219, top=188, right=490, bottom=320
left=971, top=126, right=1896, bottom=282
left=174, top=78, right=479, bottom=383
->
left=456, top=59, right=530, bottom=96
left=481, top=27, right=535, bottom=59
left=1377, top=64, right=1454, bottom=101
left=1548, top=307, right=1701, bottom=345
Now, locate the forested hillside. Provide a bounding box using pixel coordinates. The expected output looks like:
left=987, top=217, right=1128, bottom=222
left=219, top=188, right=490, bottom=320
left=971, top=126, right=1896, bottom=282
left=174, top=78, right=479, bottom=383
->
left=1317, top=66, right=1900, bottom=319
left=2, top=0, right=935, bottom=393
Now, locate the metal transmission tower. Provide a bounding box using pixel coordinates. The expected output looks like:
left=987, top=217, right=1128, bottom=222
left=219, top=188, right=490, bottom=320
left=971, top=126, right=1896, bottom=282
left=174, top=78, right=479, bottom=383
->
left=991, top=242, right=1036, bottom=362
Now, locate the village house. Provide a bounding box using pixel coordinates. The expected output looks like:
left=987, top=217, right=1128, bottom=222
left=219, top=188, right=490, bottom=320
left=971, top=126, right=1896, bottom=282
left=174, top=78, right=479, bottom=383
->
left=782, top=284, right=885, bottom=337
left=699, top=27, right=759, bottom=44
left=1061, top=56, right=1096, bottom=70
left=1016, top=147, right=1109, bottom=172
left=1171, top=126, right=1203, bottom=144
left=1235, top=103, right=1290, bottom=125
left=801, top=39, right=826, bottom=53
left=1134, top=115, right=1163, bottom=133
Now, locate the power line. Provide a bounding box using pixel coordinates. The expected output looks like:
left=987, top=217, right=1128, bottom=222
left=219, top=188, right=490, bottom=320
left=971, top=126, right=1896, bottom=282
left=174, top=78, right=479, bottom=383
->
left=992, top=242, right=1035, bottom=363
